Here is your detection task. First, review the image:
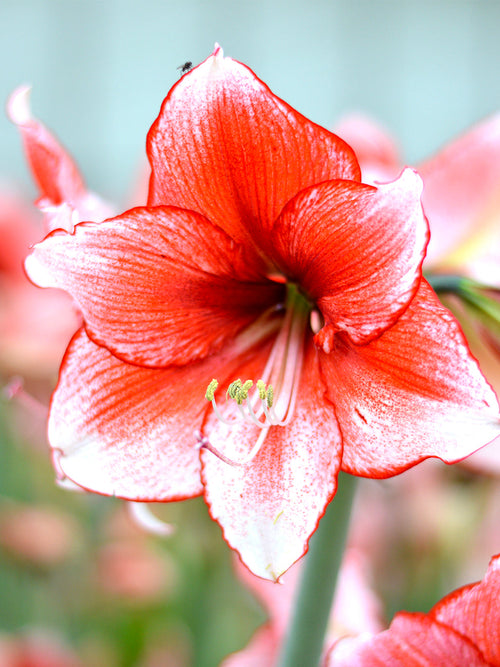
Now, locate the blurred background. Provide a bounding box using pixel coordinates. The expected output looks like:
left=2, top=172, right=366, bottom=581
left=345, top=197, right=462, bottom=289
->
left=2, top=0, right=500, bottom=200
left=0, top=1, right=499, bottom=666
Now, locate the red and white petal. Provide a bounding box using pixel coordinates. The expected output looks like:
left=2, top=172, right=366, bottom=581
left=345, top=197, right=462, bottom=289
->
left=50, top=314, right=280, bottom=500
left=49, top=329, right=205, bottom=500
left=431, top=554, right=500, bottom=666
left=320, top=280, right=500, bottom=477
left=325, top=613, right=488, bottom=667
left=420, top=113, right=500, bottom=268
left=26, top=206, right=282, bottom=368
left=147, top=45, right=360, bottom=251
left=201, top=340, right=342, bottom=581
left=272, top=169, right=428, bottom=345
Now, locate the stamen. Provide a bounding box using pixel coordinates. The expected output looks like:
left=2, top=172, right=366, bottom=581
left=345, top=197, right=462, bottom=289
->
left=202, top=284, right=310, bottom=466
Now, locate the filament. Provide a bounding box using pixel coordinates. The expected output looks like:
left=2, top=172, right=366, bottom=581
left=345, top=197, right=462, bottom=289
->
left=200, top=285, right=310, bottom=466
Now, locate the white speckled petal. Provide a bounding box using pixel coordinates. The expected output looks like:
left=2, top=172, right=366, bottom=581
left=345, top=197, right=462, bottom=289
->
left=321, top=280, right=500, bottom=476
left=202, top=339, right=342, bottom=581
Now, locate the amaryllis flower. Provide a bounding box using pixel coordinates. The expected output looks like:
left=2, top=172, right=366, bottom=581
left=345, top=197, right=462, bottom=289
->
left=326, top=553, right=500, bottom=666
left=23, top=46, right=500, bottom=580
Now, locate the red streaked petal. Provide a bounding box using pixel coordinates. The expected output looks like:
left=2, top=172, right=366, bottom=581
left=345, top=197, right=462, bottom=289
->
left=325, top=613, right=488, bottom=666
left=26, top=206, right=282, bottom=368
left=50, top=317, right=280, bottom=501
left=419, top=113, right=500, bottom=267
left=201, top=339, right=342, bottom=581
left=272, top=169, right=428, bottom=345
left=431, top=554, right=500, bottom=666
left=49, top=329, right=204, bottom=500
left=147, top=47, right=360, bottom=250
left=320, top=281, right=500, bottom=477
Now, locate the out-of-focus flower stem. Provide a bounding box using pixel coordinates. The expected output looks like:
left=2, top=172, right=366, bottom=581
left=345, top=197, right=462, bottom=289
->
left=428, top=273, right=500, bottom=329
left=276, top=472, right=357, bottom=667
left=426, top=273, right=469, bottom=295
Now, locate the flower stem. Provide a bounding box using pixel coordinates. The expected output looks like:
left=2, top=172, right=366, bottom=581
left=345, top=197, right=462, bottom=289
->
left=425, top=273, right=469, bottom=294
left=276, top=472, right=358, bottom=667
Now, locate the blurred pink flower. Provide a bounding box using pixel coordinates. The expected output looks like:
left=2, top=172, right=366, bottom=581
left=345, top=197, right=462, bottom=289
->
left=0, top=186, right=79, bottom=379
left=94, top=540, right=176, bottom=604
left=221, top=548, right=384, bottom=667
left=0, top=631, right=83, bottom=667
left=3, top=87, right=149, bottom=383
left=335, top=112, right=500, bottom=284
left=7, top=86, right=115, bottom=235
left=1, top=86, right=118, bottom=380
left=0, top=502, right=78, bottom=567
left=92, top=504, right=177, bottom=605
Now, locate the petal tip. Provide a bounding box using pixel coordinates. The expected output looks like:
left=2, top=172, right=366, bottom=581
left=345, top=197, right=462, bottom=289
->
left=399, top=166, right=424, bottom=195
left=6, top=84, right=33, bottom=126
left=213, top=42, right=224, bottom=58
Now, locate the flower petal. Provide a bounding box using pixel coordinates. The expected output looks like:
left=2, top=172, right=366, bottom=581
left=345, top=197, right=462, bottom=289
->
left=147, top=46, right=360, bottom=250
left=50, top=316, right=280, bottom=501
left=419, top=113, right=500, bottom=268
left=201, top=339, right=342, bottom=580
left=326, top=613, right=488, bottom=666
left=7, top=85, right=86, bottom=206
left=26, top=206, right=282, bottom=367
left=431, top=553, right=500, bottom=666
left=49, top=329, right=204, bottom=500
left=271, top=169, right=428, bottom=345
left=320, top=280, right=500, bottom=477
left=7, top=86, right=114, bottom=231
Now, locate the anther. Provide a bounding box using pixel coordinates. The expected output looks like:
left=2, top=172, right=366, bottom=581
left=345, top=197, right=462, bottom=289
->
left=265, top=385, right=274, bottom=409
left=205, top=379, right=219, bottom=402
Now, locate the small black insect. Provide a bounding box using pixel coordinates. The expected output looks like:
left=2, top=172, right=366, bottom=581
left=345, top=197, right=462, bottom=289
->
left=177, top=61, right=193, bottom=75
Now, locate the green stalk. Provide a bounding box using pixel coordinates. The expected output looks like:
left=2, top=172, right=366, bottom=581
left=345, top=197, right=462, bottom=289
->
left=425, top=273, right=469, bottom=294
left=276, top=472, right=358, bottom=667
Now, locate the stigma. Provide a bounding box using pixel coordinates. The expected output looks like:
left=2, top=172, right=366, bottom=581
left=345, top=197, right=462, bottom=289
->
left=199, top=284, right=311, bottom=466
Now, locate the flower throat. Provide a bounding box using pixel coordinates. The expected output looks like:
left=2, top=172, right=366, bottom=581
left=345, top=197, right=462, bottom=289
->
left=200, top=284, right=311, bottom=466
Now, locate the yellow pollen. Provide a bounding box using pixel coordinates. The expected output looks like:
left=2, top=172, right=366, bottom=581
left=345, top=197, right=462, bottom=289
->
left=256, top=379, right=267, bottom=400
left=205, top=378, right=219, bottom=401
left=256, top=379, right=273, bottom=407
left=265, top=385, right=274, bottom=408
left=226, top=379, right=240, bottom=400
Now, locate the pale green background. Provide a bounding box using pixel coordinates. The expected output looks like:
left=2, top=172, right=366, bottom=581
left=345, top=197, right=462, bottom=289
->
left=1, top=0, right=499, bottom=201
